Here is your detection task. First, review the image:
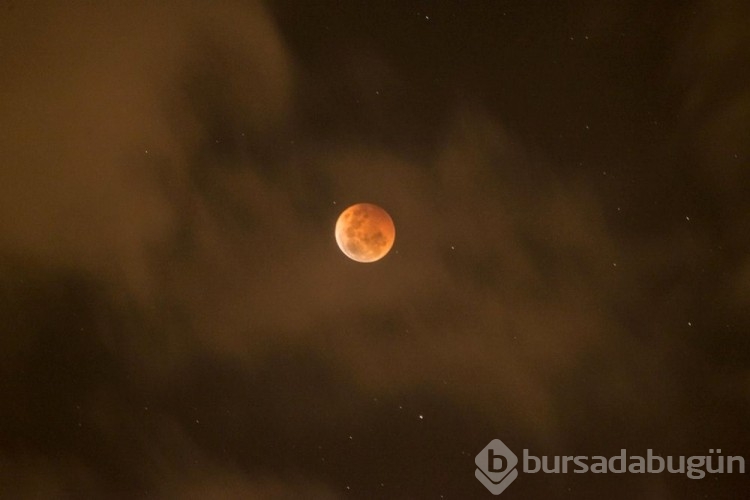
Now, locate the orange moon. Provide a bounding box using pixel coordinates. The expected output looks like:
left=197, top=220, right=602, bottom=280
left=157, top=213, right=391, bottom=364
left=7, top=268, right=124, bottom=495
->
left=335, top=203, right=395, bottom=263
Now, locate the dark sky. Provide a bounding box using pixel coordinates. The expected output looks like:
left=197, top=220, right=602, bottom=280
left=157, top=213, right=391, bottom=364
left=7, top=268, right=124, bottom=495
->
left=1, top=1, right=749, bottom=498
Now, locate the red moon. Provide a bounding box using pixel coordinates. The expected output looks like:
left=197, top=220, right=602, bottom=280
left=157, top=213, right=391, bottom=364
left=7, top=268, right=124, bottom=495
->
left=335, top=203, right=395, bottom=263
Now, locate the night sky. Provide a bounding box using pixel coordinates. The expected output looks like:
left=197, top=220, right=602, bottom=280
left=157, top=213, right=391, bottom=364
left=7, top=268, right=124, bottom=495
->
left=1, top=1, right=749, bottom=498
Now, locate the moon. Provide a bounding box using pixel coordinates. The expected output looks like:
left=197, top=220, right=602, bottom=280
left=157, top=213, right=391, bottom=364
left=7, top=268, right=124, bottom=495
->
left=335, top=203, right=395, bottom=263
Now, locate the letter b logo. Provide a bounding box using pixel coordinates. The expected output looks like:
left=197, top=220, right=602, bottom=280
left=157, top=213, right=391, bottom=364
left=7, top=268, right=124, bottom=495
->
left=489, top=451, right=507, bottom=472
left=475, top=439, right=519, bottom=495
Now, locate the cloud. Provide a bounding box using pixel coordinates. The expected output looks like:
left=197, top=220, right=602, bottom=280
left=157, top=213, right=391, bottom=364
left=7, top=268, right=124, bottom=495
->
left=0, top=0, right=292, bottom=298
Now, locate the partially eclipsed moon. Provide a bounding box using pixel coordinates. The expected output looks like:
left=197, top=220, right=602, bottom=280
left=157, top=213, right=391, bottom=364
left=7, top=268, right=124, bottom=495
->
left=335, top=203, right=395, bottom=263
